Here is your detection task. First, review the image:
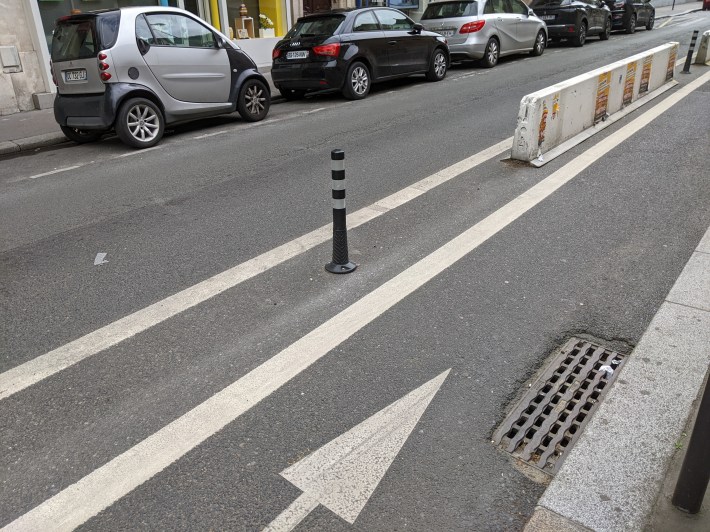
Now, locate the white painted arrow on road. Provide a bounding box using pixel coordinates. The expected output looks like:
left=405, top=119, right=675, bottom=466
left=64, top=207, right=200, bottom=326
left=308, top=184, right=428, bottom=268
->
left=265, top=369, right=451, bottom=531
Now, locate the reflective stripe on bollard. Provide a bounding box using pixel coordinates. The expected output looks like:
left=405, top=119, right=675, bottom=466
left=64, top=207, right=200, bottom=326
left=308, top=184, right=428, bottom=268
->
left=326, top=149, right=357, bottom=274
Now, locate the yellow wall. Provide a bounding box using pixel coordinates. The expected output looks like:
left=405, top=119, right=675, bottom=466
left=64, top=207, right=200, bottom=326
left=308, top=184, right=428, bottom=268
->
left=258, top=0, right=286, bottom=37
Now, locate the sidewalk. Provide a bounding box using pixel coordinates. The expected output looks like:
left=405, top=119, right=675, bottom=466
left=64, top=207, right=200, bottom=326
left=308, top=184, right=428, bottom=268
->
left=0, top=2, right=705, bottom=156
left=525, top=226, right=710, bottom=531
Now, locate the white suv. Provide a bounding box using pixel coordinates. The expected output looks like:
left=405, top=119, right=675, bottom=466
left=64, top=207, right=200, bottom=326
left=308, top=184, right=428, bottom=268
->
left=51, top=7, right=271, bottom=148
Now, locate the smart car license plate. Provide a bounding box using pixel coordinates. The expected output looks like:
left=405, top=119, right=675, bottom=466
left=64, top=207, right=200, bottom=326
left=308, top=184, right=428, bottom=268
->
left=286, top=51, right=309, bottom=60
left=65, top=69, right=87, bottom=81
left=540, top=15, right=555, bottom=20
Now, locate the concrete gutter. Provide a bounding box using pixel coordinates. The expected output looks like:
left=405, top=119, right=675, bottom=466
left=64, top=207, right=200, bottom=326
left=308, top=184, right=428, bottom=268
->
left=0, top=133, right=68, bottom=156
left=525, top=227, right=710, bottom=531
left=656, top=7, right=703, bottom=20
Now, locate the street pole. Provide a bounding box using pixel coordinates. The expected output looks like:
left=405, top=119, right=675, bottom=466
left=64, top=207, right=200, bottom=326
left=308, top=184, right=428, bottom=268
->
left=325, top=149, right=357, bottom=274
left=682, top=30, right=699, bottom=74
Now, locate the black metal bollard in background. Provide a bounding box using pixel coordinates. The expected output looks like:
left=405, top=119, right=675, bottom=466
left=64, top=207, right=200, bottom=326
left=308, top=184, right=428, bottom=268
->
left=672, top=374, right=710, bottom=514
left=682, top=30, right=699, bottom=74
left=325, top=149, right=357, bottom=274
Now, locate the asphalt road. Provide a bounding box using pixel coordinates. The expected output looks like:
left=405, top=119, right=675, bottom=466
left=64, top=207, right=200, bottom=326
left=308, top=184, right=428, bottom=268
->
left=1, top=12, right=709, bottom=531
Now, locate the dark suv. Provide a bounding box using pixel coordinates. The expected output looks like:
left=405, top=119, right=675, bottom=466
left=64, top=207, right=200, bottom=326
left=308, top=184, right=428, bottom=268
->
left=271, top=8, right=449, bottom=101
left=603, top=0, right=655, bottom=33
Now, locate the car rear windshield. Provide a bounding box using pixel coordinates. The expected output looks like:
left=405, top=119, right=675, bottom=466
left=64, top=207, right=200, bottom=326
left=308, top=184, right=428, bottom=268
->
left=421, top=1, right=479, bottom=19
left=285, top=15, right=345, bottom=38
left=51, top=11, right=121, bottom=61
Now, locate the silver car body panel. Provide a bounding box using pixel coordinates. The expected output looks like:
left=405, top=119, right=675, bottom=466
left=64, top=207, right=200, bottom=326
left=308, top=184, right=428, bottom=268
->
left=420, top=0, right=547, bottom=60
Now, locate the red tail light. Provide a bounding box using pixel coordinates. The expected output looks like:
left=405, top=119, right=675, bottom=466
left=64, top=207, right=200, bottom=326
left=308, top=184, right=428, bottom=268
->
left=100, top=72, right=112, bottom=81
left=99, top=62, right=109, bottom=71
left=272, top=48, right=281, bottom=59
left=460, top=20, right=486, bottom=33
left=312, top=43, right=341, bottom=57
left=98, top=52, right=107, bottom=60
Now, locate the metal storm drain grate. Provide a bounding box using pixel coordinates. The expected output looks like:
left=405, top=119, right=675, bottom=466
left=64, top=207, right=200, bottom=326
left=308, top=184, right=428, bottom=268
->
left=493, top=338, right=626, bottom=475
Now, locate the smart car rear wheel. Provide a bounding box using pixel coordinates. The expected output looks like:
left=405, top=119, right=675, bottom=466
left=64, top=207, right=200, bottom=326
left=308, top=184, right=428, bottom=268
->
left=425, top=49, right=447, bottom=81
left=342, top=61, right=371, bottom=100
left=238, top=78, right=270, bottom=122
left=481, top=38, right=499, bottom=68
left=530, top=31, right=546, bottom=56
left=115, top=98, right=164, bottom=149
left=60, top=126, right=105, bottom=144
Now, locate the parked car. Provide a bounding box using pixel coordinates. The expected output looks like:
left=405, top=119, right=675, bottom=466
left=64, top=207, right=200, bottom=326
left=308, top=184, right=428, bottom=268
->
left=420, top=0, right=548, bottom=67
left=271, top=8, right=450, bottom=101
left=51, top=7, right=271, bottom=149
left=530, top=0, right=611, bottom=46
left=602, top=0, right=655, bottom=33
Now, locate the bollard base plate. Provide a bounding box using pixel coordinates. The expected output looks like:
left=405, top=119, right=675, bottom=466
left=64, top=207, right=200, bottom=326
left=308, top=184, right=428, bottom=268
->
left=325, top=261, right=357, bottom=274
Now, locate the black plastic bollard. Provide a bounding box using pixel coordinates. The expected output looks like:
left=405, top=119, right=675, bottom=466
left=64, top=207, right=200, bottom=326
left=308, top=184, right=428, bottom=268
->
left=325, top=149, right=357, bottom=274
left=672, top=374, right=710, bottom=514
left=682, top=30, right=699, bottom=74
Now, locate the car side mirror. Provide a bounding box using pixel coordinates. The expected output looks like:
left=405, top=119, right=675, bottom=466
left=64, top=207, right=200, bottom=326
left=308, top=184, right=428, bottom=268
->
left=528, top=8, right=535, bottom=15
left=410, top=23, right=423, bottom=35
left=216, top=35, right=228, bottom=48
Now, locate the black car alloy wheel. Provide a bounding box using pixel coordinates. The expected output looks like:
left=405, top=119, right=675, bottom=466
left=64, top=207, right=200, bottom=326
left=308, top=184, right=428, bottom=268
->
left=238, top=78, right=270, bottom=122
left=573, top=21, right=587, bottom=47
left=600, top=17, right=611, bottom=40
left=626, top=13, right=636, bottom=34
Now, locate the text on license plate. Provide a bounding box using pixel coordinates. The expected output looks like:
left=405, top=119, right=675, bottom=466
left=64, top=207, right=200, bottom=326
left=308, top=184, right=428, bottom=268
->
left=65, top=69, right=87, bottom=81
left=286, top=51, right=309, bottom=59
left=441, top=30, right=454, bottom=37
left=540, top=15, right=555, bottom=20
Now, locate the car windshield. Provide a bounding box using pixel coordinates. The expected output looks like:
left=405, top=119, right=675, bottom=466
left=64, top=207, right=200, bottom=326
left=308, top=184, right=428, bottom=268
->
left=421, top=1, right=479, bottom=19
left=51, top=12, right=121, bottom=61
left=285, top=15, right=345, bottom=38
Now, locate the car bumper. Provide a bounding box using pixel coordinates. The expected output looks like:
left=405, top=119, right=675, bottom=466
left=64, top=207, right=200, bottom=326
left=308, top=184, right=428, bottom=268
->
left=271, top=60, right=345, bottom=91
left=610, top=10, right=629, bottom=28
left=546, top=24, right=580, bottom=37
left=448, top=41, right=487, bottom=60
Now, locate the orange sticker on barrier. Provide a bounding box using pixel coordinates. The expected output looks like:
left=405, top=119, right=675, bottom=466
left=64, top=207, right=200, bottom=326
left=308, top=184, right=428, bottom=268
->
left=623, top=61, right=637, bottom=106
left=640, top=55, right=652, bottom=95
left=666, top=47, right=677, bottom=82
left=594, top=71, right=611, bottom=124
left=538, top=101, right=549, bottom=147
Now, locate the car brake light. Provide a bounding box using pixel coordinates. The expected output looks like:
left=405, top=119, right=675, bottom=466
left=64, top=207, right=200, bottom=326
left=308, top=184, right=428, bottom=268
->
left=460, top=20, right=486, bottom=33
left=98, top=52, right=107, bottom=60
left=100, top=72, right=112, bottom=81
left=99, top=62, right=110, bottom=71
left=272, top=48, right=281, bottom=59
left=312, top=43, right=341, bottom=57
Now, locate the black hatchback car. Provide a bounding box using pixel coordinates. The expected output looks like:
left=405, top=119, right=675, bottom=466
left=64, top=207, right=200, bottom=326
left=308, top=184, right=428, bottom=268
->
left=530, top=0, right=612, bottom=46
left=271, top=8, right=449, bottom=100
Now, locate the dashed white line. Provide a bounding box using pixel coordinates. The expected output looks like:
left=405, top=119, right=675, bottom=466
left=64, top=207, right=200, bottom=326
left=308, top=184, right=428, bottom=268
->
left=193, top=130, right=227, bottom=139
left=113, top=146, right=162, bottom=157
left=28, top=165, right=82, bottom=179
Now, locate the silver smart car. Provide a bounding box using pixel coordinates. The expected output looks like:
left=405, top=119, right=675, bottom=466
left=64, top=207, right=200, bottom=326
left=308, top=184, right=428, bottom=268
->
left=419, top=0, right=547, bottom=67
left=51, top=7, right=270, bottom=148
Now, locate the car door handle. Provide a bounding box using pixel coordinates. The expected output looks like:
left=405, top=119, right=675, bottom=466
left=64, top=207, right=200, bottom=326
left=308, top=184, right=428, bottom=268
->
left=388, top=40, right=397, bottom=45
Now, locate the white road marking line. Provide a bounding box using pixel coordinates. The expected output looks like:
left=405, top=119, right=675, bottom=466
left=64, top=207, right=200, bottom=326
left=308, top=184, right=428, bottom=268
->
left=658, top=18, right=673, bottom=29
left=113, top=146, right=162, bottom=158
left=0, top=138, right=511, bottom=401
left=193, top=130, right=227, bottom=139
left=302, top=107, right=326, bottom=114
left=28, top=165, right=81, bottom=179
left=7, top=69, right=709, bottom=532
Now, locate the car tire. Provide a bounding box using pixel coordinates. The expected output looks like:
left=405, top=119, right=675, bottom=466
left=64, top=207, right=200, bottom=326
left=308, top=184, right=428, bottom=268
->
left=645, top=12, right=654, bottom=30
left=425, top=48, right=448, bottom=81
left=481, top=38, right=499, bottom=68
left=115, top=97, right=164, bottom=149
left=278, top=88, right=306, bottom=101
left=625, top=13, right=636, bottom=34
left=342, top=61, right=371, bottom=100
left=572, top=21, right=587, bottom=47
left=60, top=126, right=105, bottom=144
left=238, top=78, right=270, bottom=122
left=530, top=30, right=546, bottom=56
left=600, top=17, right=611, bottom=40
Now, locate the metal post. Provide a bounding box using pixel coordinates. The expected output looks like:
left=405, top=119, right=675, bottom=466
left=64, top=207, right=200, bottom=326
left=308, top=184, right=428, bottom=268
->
left=672, top=0, right=675, bottom=10
left=682, top=30, right=699, bottom=74
left=672, top=374, right=710, bottom=514
left=325, top=149, right=357, bottom=274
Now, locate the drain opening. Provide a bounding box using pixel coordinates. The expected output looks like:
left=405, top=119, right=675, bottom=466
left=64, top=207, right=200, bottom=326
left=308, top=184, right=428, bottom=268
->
left=493, top=337, right=626, bottom=475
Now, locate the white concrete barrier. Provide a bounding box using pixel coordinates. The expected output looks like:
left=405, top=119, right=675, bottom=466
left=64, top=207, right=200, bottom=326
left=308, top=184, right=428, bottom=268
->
left=512, top=42, right=679, bottom=164
left=695, top=30, right=710, bottom=65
